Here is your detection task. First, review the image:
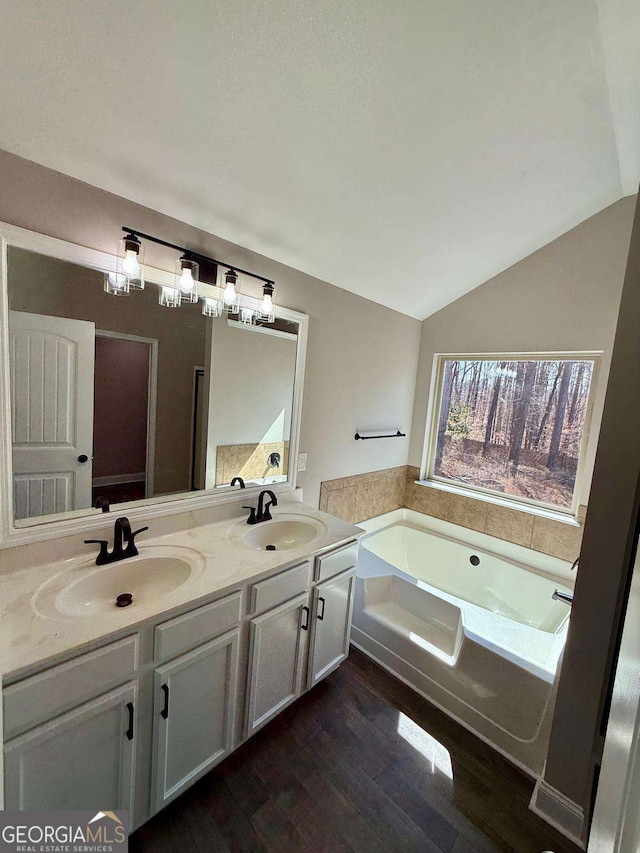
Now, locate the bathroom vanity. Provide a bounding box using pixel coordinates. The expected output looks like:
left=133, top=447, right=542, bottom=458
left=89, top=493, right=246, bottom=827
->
left=1, top=501, right=361, bottom=829
left=0, top=221, right=362, bottom=826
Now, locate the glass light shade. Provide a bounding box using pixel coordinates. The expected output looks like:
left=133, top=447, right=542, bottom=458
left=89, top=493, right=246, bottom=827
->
left=103, top=272, right=129, bottom=296
left=257, top=283, right=276, bottom=322
left=117, top=235, right=145, bottom=290
left=175, top=257, right=199, bottom=303
left=158, top=285, right=181, bottom=308
left=240, top=306, right=255, bottom=325
left=222, top=269, right=240, bottom=314
left=202, top=296, right=223, bottom=317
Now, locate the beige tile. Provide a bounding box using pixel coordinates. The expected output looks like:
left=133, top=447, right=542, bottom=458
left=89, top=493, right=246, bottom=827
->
left=326, top=486, right=358, bottom=524
left=531, top=517, right=583, bottom=561
left=342, top=471, right=377, bottom=488
left=577, top=504, right=588, bottom=524
left=406, top=465, right=420, bottom=480
left=447, top=493, right=488, bottom=533
left=318, top=484, right=329, bottom=512
left=353, top=484, right=377, bottom=523
left=353, top=473, right=406, bottom=522
left=405, top=483, right=453, bottom=520
left=322, top=477, right=346, bottom=491
left=484, top=504, right=534, bottom=547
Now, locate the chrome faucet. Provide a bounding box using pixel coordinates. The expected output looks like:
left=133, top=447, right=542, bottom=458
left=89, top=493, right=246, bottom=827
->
left=244, top=490, right=278, bottom=525
left=84, top=516, right=149, bottom=565
left=552, top=589, right=574, bottom=605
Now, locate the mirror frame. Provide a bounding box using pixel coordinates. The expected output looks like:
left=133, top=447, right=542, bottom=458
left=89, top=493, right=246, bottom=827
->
left=0, top=222, right=308, bottom=547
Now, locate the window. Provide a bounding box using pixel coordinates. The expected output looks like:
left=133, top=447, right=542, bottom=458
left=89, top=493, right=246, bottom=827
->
left=425, top=355, right=598, bottom=514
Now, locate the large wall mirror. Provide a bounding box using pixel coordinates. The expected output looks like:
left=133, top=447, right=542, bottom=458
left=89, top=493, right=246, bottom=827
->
left=0, top=225, right=307, bottom=541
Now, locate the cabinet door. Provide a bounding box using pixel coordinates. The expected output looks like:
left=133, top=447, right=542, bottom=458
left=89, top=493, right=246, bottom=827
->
left=153, top=629, right=240, bottom=811
left=4, top=682, right=136, bottom=813
left=308, top=568, right=356, bottom=688
left=245, top=592, right=309, bottom=737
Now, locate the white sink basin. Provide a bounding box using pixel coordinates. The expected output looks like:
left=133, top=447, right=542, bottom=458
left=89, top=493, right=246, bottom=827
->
left=240, top=518, right=326, bottom=551
left=34, top=546, right=205, bottom=618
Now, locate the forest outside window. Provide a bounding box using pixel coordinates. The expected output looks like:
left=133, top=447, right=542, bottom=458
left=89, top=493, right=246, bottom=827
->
left=426, top=355, right=598, bottom=514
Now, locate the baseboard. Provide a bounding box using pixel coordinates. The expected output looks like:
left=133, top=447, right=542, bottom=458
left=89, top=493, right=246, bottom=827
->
left=530, top=774, right=585, bottom=848
left=93, top=472, right=146, bottom=487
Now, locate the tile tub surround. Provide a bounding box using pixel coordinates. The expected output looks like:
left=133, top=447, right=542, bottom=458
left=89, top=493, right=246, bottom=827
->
left=215, top=441, right=289, bottom=486
left=319, top=466, right=407, bottom=525
left=319, top=465, right=585, bottom=561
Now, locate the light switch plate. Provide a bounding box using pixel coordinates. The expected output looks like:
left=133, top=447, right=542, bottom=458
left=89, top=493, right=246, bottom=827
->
left=297, top=452, right=307, bottom=472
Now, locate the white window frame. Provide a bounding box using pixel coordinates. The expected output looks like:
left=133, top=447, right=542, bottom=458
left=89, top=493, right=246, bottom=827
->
left=420, top=351, right=602, bottom=521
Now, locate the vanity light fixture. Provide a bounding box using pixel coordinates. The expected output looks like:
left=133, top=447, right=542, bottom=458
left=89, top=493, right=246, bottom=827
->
left=116, top=226, right=277, bottom=320
left=159, top=285, right=181, bottom=308
left=176, top=255, right=199, bottom=304
left=103, top=272, right=129, bottom=296
left=117, top=232, right=145, bottom=289
left=222, top=269, right=240, bottom=312
left=202, top=297, right=223, bottom=317
left=258, top=282, right=276, bottom=323
left=240, top=306, right=255, bottom=325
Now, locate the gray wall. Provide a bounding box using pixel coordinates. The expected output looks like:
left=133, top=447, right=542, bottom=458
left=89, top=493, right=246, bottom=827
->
left=0, top=149, right=422, bottom=507
left=544, top=192, right=640, bottom=825
left=409, top=197, right=636, bottom=506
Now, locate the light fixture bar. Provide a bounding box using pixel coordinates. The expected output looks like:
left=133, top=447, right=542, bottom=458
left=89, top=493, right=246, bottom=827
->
left=121, top=226, right=275, bottom=286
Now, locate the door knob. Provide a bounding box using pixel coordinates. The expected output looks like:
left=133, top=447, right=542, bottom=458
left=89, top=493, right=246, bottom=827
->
left=77, top=454, right=89, bottom=463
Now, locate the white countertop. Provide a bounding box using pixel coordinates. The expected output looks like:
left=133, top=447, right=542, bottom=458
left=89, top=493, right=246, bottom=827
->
left=0, top=498, right=362, bottom=680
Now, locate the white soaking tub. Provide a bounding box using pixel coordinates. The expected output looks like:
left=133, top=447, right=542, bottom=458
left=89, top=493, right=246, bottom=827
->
left=351, top=508, right=576, bottom=775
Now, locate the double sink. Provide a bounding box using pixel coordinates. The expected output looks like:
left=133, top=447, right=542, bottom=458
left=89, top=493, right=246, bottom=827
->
left=34, top=515, right=326, bottom=619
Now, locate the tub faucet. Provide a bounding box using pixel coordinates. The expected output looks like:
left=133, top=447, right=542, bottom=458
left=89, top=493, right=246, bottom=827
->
left=230, top=477, right=245, bottom=489
left=84, top=516, right=149, bottom=565
left=552, top=589, right=573, bottom=605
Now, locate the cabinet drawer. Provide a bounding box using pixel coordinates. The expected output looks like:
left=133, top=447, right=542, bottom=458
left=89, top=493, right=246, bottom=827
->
left=314, top=542, right=359, bottom=582
left=154, top=591, right=242, bottom=661
left=3, top=635, right=138, bottom=741
left=249, top=562, right=311, bottom=616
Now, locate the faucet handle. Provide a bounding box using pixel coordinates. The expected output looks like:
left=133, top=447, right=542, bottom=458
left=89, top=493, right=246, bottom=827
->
left=124, top=525, right=149, bottom=557
left=262, top=501, right=275, bottom=521
left=243, top=506, right=257, bottom=525
left=84, top=539, right=110, bottom=565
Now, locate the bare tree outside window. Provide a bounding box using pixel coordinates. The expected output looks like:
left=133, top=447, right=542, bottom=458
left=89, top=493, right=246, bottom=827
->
left=432, top=358, right=595, bottom=510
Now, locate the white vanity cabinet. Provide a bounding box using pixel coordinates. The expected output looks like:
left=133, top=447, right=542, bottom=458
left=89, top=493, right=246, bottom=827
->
left=151, top=594, right=242, bottom=810
left=3, top=636, right=139, bottom=812
left=244, top=544, right=359, bottom=734
left=245, top=561, right=312, bottom=736
left=306, top=542, right=359, bottom=688
left=2, top=537, right=359, bottom=829
left=307, top=567, right=357, bottom=688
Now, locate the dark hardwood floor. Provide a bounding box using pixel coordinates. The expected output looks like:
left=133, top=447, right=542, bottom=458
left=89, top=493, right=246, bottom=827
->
left=130, top=648, right=581, bottom=853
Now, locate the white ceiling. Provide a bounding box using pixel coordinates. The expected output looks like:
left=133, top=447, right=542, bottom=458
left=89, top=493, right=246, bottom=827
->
left=0, top=1, right=637, bottom=320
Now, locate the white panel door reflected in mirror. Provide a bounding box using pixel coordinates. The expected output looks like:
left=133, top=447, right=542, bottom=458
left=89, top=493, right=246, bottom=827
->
left=6, top=246, right=299, bottom=523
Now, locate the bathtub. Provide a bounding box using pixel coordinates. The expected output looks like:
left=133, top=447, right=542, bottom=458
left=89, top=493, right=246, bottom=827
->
left=351, top=508, right=575, bottom=775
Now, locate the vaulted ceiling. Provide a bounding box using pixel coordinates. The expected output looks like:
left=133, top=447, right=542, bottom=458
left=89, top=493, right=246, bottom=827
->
left=0, top=1, right=637, bottom=319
